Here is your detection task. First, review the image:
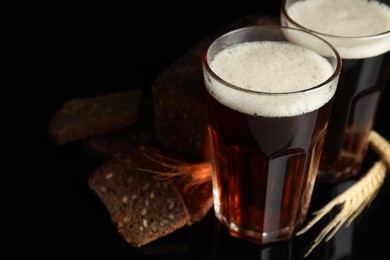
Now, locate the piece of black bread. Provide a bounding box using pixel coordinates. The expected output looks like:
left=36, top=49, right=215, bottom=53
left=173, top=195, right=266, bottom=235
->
left=82, top=124, right=154, bottom=162
left=82, top=95, right=155, bottom=162
left=140, top=152, right=214, bottom=224
left=88, top=149, right=190, bottom=247
left=48, top=89, right=142, bottom=145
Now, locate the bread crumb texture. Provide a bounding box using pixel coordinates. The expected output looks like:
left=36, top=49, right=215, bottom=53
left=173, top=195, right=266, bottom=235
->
left=88, top=149, right=190, bottom=247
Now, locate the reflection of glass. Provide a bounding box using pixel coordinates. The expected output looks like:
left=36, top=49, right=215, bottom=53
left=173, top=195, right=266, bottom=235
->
left=203, top=25, right=341, bottom=245
left=281, top=0, right=390, bottom=183
left=207, top=174, right=384, bottom=259
left=298, top=180, right=357, bottom=260
left=211, top=221, right=293, bottom=260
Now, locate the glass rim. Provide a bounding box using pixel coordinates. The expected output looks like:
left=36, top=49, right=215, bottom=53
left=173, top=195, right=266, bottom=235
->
left=202, top=25, right=342, bottom=96
left=281, top=0, right=390, bottom=40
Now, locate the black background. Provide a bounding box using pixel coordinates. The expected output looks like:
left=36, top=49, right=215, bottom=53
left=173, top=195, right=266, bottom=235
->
left=2, top=2, right=389, bottom=259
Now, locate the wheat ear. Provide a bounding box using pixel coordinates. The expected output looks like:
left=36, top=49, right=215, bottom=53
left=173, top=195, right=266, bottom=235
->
left=297, top=130, right=389, bottom=257
left=369, top=130, right=390, bottom=170
left=137, top=151, right=212, bottom=193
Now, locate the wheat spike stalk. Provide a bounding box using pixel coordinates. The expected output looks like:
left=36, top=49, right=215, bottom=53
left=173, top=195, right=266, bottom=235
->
left=297, top=130, right=389, bottom=257
left=369, top=130, right=390, bottom=170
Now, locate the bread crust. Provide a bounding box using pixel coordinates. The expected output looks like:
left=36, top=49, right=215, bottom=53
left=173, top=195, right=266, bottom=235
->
left=48, top=89, right=142, bottom=144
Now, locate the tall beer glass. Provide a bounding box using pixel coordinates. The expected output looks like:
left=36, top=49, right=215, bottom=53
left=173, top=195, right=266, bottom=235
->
left=282, top=0, right=390, bottom=182
left=202, top=25, right=341, bottom=245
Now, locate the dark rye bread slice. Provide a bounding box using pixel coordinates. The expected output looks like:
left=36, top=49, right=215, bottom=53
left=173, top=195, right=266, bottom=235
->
left=82, top=125, right=154, bottom=162
left=142, top=152, right=214, bottom=224
left=82, top=95, right=155, bottom=162
left=48, top=89, right=142, bottom=145
left=152, top=15, right=279, bottom=163
left=88, top=149, right=190, bottom=247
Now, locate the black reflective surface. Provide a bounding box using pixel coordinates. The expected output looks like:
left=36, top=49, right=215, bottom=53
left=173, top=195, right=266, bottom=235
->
left=2, top=142, right=389, bottom=259
left=2, top=2, right=389, bottom=259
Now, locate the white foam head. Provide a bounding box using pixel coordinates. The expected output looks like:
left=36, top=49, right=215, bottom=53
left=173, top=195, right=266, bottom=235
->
left=284, top=0, right=390, bottom=59
left=205, top=41, right=337, bottom=117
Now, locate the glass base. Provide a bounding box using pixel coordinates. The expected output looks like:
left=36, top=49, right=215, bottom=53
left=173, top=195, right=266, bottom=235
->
left=214, top=210, right=294, bottom=245
left=316, top=162, right=362, bottom=183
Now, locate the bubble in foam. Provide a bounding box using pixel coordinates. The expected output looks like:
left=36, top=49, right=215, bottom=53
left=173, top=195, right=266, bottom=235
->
left=206, top=41, right=336, bottom=117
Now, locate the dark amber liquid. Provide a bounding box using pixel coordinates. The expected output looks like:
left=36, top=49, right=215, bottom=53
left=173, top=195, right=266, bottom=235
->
left=206, top=91, right=332, bottom=245
left=317, top=52, right=389, bottom=182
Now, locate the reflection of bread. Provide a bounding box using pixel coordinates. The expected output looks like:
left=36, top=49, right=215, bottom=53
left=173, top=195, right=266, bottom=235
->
left=88, top=149, right=190, bottom=247
left=48, top=89, right=142, bottom=145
